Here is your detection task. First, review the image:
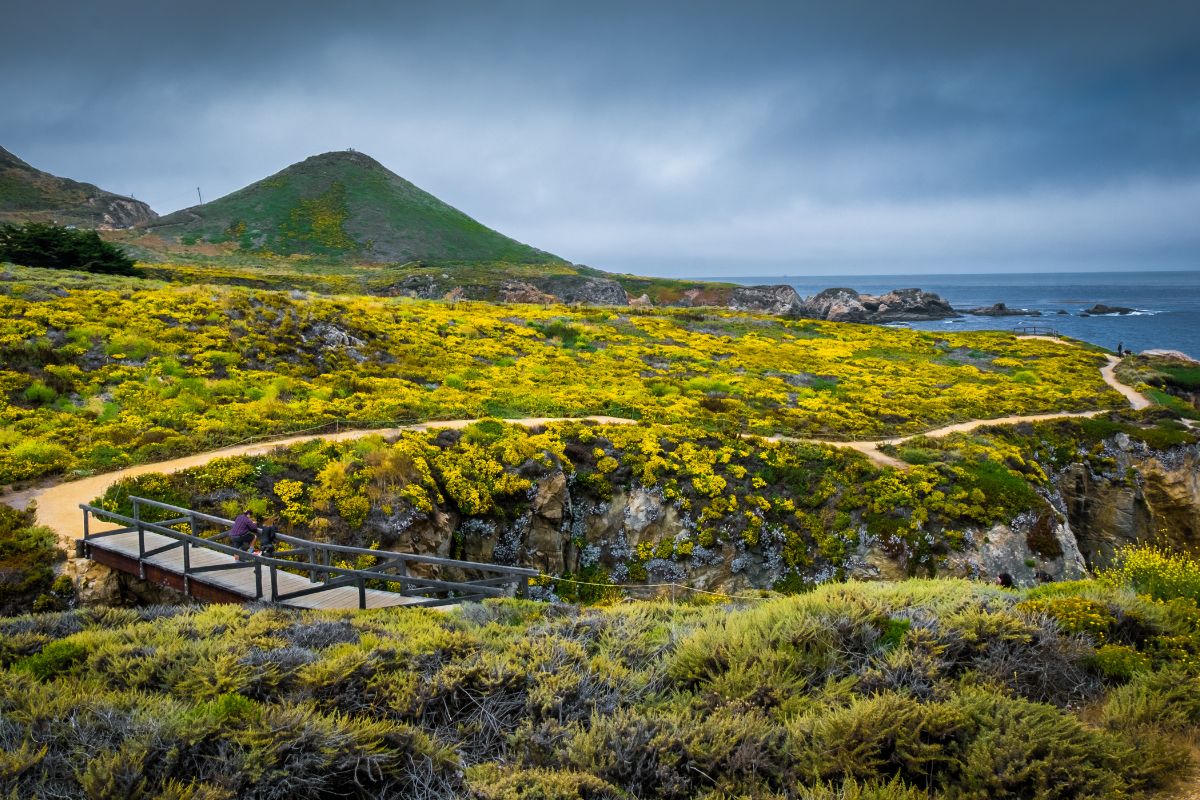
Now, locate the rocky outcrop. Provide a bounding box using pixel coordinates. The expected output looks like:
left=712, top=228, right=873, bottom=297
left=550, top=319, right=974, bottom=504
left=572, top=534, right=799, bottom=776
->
left=499, top=281, right=556, bottom=304
left=539, top=275, right=629, bottom=306
left=70, top=557, right=194, bottom=607
left=965, top=303, right=1042, bottom=317
left=795, top=287, right=957, bottom=323
left=1082, top=304, right=1136, bottom=316
left=730, top=285, right=803, bottom=316
left=89, top=196, right=158, bottom=230
left=1057, top=438, right=1200, bottom=568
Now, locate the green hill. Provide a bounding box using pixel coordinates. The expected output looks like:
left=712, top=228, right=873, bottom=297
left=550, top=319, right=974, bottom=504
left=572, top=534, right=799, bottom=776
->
left=139, top=150, right=562, bottom=264
left=0, top=145, right=158, bottom=229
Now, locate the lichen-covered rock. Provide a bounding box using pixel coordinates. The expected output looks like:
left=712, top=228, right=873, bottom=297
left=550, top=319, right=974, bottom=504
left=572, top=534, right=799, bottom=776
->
left=69, top=557, right=192, bottom=607
left=729, top=285, right=803, bottom=316
left=1059, top=443, right=1200, bottom=568
left=965, top=302, right=1041, bottom=317
left=540, top=275, right=629, bottom=306
left=500, top=281, right=556, bottom=304
left=796, top=287, right=957, bottom=322
left=799, top=288, right=870, bottom=322
left=941, top=520, right=1087, bottom=587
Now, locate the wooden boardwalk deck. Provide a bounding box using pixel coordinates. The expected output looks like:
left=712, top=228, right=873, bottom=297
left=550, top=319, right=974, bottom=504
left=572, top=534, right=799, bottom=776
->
left=79, top=497, right=539, bottom=611
left=87, top=529, right=423, bottom=609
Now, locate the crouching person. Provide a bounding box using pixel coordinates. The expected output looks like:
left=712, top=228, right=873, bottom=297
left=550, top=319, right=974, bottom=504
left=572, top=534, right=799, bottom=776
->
left=258, top=517, right=280, bottom=556
left=229, top=509, right=259, bottom=553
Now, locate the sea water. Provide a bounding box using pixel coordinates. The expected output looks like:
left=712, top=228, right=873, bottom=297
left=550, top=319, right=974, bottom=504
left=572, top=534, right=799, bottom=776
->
left=716, top=270, right=1200, bottom=358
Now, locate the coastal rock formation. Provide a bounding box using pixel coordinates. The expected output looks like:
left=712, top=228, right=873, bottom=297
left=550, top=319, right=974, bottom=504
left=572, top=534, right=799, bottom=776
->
left=730, top=284, right=803, bottom=316
left=1082, top=304, right=1136, bottom=316
left=965, top=303, right=1042, bottom=317
left=70, top=557, right=193, bottom=607
left=539, top=275, right=629, bottom=306
left=499, top=280, right=556, bottom=304
left=1057, top=439, right=1200, bottom=567
left=796, top=287, right=957, bottom=323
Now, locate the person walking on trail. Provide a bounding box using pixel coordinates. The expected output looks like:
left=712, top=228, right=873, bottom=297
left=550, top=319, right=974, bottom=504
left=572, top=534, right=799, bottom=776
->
left=1117, top=342, right=1124, bottom=357
left=229, top=509, right=259, bottom=552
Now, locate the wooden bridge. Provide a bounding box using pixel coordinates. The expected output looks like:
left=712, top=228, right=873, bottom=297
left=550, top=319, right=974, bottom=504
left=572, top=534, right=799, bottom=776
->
left=1013, top=324, right=1061, bottom=337
left=77, top=497, right=538, bottom=610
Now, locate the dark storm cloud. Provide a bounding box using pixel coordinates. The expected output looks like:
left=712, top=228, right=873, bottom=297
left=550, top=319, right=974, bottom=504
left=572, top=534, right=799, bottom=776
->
left=3, top=0, right=1198, bottom=274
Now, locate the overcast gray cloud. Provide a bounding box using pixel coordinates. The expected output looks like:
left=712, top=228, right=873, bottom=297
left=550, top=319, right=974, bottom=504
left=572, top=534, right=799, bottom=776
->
left=2, top=0, right=1198, bottom=275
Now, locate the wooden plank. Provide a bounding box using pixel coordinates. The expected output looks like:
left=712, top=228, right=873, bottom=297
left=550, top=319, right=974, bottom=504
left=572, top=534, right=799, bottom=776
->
left=84, top=507, right=481, bottom=611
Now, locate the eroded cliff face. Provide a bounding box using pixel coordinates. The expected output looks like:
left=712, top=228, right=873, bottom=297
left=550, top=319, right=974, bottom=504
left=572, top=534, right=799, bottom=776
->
left=67, top=435, right=1200, bottom=606
left=436, top=435, right=1198, bottom=593
left=1056, top=436, right=1200, bottom=568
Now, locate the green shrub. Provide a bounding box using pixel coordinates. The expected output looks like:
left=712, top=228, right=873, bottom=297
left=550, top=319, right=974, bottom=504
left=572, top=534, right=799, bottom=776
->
left=465, top=764, right=626, bottom=799
left=0, top=221, right=138, bottom=275
left=1103, top=545, right=1200, bottom=604
left=14, top=639, right=89, bottom=681
left=787, top=692, right=967, bottom=787
left=946, top=691, right=1130, bottom=799
left=22, top=379, right=57, bottom=405
left=1088, top=644, right=1151, bottom=681
left=798, top=777, right=933, bottom=800
left=0, top=503, right=63, bottom=615
left=1102, top=669, right=1200, bottom=733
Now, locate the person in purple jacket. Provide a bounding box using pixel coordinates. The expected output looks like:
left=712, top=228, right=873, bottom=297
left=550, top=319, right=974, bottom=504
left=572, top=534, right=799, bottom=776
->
left=229, top=509, right=259, bottom=552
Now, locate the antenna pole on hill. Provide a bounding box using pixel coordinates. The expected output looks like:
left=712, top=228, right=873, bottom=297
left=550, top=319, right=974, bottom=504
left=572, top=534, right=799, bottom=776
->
left=196, top=187, right=203, bottom=205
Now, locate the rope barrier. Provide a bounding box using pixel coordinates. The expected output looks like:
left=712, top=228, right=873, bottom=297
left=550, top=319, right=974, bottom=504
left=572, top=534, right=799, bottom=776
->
left=535, top=572, right=771, bottom=602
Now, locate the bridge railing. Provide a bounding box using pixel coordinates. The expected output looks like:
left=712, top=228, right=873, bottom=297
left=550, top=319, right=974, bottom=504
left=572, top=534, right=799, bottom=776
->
left=79, top=497, right=538, bottom=608
left=1013, top=324, right=1061, bottom=337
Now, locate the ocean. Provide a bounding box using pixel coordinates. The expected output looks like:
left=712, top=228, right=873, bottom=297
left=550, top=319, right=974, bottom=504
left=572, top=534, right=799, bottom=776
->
left=716, top=270, right=1200, bottom=359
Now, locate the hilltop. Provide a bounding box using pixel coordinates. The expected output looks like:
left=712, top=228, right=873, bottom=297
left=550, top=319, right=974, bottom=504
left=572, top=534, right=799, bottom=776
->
left=137, top=150, right=561, bottom=265
left=0, top=146, right=157, bottom=229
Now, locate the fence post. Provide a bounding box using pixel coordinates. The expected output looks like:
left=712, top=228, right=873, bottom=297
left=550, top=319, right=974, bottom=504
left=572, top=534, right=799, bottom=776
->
left=517, top=575, right=529, bottom=599
left=270, top=564, right=278, bottom=604
left=255, top=562, right=263, bottom=599
left=397, top=559, right=408, bottom=596
left=134, top=498, right=145, bottom=578
left=82, top=507, right=90, bottom=541
left=182, top=541, right=190, bottom=596
left=358, top=575, right=367, bottom=609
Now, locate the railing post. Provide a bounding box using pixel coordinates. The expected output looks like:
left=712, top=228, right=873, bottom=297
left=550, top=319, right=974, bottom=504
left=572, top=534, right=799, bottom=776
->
left=255, top=562, right=263, bottom=599
left=134, top=498, right=146, bottom=578
left=397, top=559, right=408, bottom=596
left=517, top=575, right=529, bottom=599
left=270, top=564, right=279, bottom=603
left=82, top=507, right=90, bottom=541
left=182, top=540, right=190, bottom=596
left=358, top=575, right=367, bottom=609
left=308, top=546, right=317, bottom=583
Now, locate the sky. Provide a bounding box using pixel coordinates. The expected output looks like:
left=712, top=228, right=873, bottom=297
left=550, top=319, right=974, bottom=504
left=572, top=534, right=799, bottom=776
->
left=2, top=0, right=1199, bottom=277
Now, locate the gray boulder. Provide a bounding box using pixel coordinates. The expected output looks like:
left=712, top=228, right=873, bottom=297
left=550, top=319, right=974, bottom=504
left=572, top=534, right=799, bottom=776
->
left=730, top=284, right=804, bottom=316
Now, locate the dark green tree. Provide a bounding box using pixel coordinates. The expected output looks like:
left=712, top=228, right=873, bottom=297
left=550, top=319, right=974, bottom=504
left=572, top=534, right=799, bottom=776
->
left=0, top=221, right=138, bottom=275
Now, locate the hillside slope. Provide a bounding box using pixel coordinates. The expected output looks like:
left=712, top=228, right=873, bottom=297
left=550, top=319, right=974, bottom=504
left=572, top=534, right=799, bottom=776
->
left=0, top=145, right=157, bottom=229
left=139, top=150, right=561, bottom=264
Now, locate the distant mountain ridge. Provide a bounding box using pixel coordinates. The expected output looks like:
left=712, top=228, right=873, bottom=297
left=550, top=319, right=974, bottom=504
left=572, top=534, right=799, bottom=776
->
left=139, top=150, right=561, bottom=264
left=0, top=146, right=157, bottom=229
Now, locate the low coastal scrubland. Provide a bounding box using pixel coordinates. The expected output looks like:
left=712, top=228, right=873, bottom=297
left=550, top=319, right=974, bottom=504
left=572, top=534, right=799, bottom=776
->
left=1, top=546, right=1198, bottom=799
left=0, top=264, right=1117, bottom=485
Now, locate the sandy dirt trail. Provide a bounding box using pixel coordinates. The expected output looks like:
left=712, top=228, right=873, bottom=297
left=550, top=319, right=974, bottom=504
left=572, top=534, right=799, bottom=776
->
left=11, top=417, right=635, bottom=552
left=5, top=353, right=1151, bottom=550
left=765, top=355, right=1149, bottom=468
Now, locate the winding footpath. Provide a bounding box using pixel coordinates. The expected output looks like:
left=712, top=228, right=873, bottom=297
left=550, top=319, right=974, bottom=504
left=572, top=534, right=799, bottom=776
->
left=3, top=356, right=1149, bottom=554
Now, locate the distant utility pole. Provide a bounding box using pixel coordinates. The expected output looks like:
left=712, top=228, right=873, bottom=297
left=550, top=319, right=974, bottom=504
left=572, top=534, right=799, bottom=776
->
left=197, top=187, right=203, bottom=204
